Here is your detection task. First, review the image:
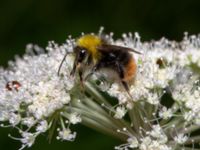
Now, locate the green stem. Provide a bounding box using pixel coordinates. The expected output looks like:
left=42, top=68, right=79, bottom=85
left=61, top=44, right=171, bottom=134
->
left=129, top=106, right=140, bottom=132
left=81, top=116, right=127, bottom=141
left=83, top=82, right=138, bottom=136
left=80, top=97, right=136, bottom=134
left=175, top=146, right=200, bottom=150
left=84, top=82, right=112, bottom=106
left=163, top=117, right=184, bottom=138
left=182, top=125, right=200, bottom=134
left=129, top=102, right=147, bottom=134
left=185, top=135, right=200, bottom=145
left=65, top=105, right=118, bottom=129
left=145, top=102, right=155, bottom=121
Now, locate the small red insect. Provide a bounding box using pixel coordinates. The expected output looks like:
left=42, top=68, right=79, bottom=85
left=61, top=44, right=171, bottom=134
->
left=6, top=81, right=21, bottom=91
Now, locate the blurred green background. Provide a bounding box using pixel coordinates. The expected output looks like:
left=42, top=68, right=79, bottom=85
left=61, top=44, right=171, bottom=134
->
left=0, top=0, right=200, bottom=149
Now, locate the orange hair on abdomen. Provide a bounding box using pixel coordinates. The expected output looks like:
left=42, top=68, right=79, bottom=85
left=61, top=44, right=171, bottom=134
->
left=123, top=57, right=137, bottom=81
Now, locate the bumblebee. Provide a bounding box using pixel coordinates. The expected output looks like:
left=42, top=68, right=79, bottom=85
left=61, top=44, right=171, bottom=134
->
left=58, top=34, right=141, bottom=93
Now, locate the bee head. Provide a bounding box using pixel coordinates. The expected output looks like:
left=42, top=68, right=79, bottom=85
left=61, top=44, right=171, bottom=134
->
left=74, top=46, right=88, bottom=63
left=58, top=34, right=102, bottom=76
left=77, top=34, right=102, bottom=63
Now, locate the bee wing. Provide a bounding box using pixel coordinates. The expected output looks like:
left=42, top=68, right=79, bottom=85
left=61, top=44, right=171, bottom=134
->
left=97, top=44, right=142, bottom=54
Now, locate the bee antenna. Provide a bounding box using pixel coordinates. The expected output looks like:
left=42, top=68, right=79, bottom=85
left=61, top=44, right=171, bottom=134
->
left=57, top=52, right=69, bottom=76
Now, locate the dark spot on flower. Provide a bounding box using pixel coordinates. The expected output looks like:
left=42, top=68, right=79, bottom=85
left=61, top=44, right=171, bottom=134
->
left=156, top=58, right=166, bottom=69
left=6, top=81, right=21, bottom=91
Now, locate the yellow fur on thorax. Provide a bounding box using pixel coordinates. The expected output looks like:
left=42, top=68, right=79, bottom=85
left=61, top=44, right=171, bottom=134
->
left=77, top=35, right=102, bottom=63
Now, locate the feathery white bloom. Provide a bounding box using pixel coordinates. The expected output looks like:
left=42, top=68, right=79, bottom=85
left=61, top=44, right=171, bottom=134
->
left=9, top=113, right=21, bottom=126
left=159, top=107, right=173, bottom=120
left=68, top=112, right=82, bottom=124
left=20, top=132, right=36, bottom=147
left=127, top=137, right=139, bottom=148
left=1, top=30, right=200, bottom=150
left=21, top=117, right=35, bottom=128
left=57, top=128, right=76, bottom=141
left=174, top=133, right=189, bottom=144
left=36, top=120, right=48, bottom=133
left=114, top=106, right=127, bottom=119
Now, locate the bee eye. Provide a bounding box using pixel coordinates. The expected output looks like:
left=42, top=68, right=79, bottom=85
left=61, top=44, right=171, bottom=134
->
left=81, top=50, right=85, bottom=53
left=80, top=49, right=86, bottom=57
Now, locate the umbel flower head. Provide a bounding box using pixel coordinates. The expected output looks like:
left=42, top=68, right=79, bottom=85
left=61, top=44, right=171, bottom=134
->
left=1, top=28, right=200, bottom=150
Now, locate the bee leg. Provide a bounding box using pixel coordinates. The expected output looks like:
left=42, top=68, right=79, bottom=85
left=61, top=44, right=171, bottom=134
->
left=115, top=62, right=133, bottom=99
left=70, top=64, right=76, bottom=76
left=79, top=69, right=83, bottom=84
left=78, top=67, right=85, bottom=90
left=71, top=62, right=84, bottom=90
left=121, top=80, right=129, bottom=92
left=70, top=51, right=80, bottom=76
left=122, top=82, right=133, bottom=100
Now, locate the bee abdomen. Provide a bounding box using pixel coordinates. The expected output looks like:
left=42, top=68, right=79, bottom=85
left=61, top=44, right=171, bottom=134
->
left=123, top=57, right=137, bottom=81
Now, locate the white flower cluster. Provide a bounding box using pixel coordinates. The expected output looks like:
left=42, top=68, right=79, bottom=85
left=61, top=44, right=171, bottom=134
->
left=100, top=32, right=200, bottom=150
left=1, top=29, right=200, bottom=150
left=0, top=40, right=81, bottom=149
left=115, top=125, right=170, bottom=150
